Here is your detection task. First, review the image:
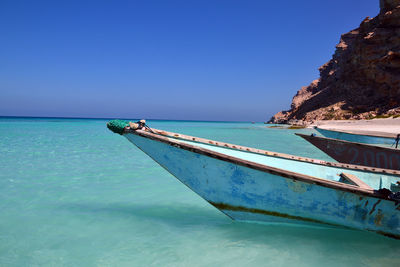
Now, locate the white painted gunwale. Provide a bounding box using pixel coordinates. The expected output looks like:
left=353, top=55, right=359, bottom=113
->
left=124, top=127, right=399, bottom=200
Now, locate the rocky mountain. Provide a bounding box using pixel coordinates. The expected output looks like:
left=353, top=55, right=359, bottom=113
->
left=269, top=0, right=400, bottom=124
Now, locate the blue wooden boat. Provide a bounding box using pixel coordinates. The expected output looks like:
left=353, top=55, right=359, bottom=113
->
left=315, top=127, right=398, bottom=145
left=296, top=133, right=400, bottom=171
left=107, top=120, right=400, bottom=239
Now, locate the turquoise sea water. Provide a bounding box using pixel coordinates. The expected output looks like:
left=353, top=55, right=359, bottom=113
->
left=0, top=117, right=399, bottom=266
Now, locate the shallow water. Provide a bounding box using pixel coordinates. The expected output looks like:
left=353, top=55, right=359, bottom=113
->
left=0, top=117, right=399, bottom=266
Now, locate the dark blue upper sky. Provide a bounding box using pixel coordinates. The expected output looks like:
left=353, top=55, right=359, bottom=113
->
left=0, top=0, right=379, bottom=121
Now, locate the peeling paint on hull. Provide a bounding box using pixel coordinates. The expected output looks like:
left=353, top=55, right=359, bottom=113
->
left=123, top=132, right=400, bottom=239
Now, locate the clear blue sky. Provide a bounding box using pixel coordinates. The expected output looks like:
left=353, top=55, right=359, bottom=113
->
left=0, top=0, right=379, bottom=121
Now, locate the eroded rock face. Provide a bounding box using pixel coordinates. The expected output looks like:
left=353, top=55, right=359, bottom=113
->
left=269, top=0, right=400, bottom=123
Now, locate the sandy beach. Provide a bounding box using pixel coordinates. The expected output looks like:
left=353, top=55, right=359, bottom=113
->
left=311, top=118, right=400, bottom=138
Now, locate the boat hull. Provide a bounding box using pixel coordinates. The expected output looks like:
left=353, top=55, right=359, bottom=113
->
left=297, top=133, right=400, bottom=171
left=124, top=132, right=400, bottom=238
left=316, top=127, right=395, bottom=145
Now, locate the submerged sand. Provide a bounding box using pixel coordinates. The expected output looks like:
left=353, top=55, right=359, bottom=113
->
left=310, top=118, right=400, bottom=138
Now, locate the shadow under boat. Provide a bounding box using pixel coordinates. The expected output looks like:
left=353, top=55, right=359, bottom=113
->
left=107, top=120, right=400, bottom=239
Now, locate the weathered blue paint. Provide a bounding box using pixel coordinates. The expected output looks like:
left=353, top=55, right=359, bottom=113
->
left=178, top=139, right=398, bottom=190
left=316, top=127, right=395, bottom=145
left=124, top=132, right=400, bottom=238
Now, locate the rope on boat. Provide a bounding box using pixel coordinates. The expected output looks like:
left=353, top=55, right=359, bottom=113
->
left=107, top=119, right=154, bottom=135
left=129, top=119, right=155, bottom=133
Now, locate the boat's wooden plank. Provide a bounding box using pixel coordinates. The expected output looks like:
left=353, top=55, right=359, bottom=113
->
left=340, top=173, right=373, bottom=190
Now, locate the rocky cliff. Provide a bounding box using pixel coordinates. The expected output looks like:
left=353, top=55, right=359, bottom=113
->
left=269, top=0, right=400, bottom=124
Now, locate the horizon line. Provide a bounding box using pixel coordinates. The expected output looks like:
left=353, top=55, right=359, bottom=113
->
left=0, top=115, right=262, bottom=123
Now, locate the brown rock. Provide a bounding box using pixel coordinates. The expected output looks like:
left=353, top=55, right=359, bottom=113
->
left=380, top=0, right=399, bottom=13
left=269, top=0, right=400, bottom=123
